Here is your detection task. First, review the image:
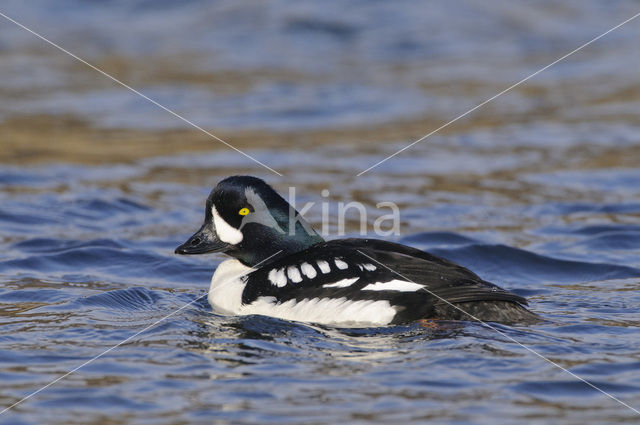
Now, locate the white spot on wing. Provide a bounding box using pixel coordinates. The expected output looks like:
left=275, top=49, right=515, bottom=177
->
left=268, top=268, right=287, bottom=287
left=362, top=263, right=376, bottom=271
left=323, top=277, right=359, bottom=288
left=300, top=262, right=317, bottom=279
left=317, top=260, right=331, bottom=274
left=212, top=205, right=243, bottom=244
left=334, top=259, right=349, bottom=270
left=362, top=279, right=424, bottom=292
left=287, top=266, right=302, bottom=283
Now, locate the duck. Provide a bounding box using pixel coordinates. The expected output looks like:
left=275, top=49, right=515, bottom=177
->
left=175, top=175, right=539, bottom=327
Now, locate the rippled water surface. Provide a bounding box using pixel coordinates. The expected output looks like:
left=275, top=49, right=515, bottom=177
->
left=1, top=1, right=640, bottom=424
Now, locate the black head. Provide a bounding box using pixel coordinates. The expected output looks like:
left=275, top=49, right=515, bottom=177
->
left=175, top=176, right=324, bottom=266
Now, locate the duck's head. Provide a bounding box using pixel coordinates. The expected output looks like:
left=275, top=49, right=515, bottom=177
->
left=175, top=176, right=324, bottom=266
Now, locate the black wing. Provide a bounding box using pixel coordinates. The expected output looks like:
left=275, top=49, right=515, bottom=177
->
left=241, top=238, right=533, bottom=323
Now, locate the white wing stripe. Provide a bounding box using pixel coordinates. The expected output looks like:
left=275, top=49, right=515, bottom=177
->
left=362, top=279, right=423, bottom=292
left=323, top=277, right=359, bottom=288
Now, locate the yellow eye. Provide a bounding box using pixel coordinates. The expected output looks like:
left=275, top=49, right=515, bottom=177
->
left=238, top=207, right=250, bottom=216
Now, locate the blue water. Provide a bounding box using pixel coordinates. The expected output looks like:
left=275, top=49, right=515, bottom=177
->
left=2, top=1, right=640, bottom=424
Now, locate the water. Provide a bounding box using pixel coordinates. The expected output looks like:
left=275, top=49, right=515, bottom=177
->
left=1, top=0, right=640, bottom=423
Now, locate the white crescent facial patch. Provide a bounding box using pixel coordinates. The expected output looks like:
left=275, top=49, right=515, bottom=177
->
left=212, top=205, right=243, bottom=244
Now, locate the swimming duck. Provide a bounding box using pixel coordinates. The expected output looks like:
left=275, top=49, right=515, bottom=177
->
left=175, top=176, right=538, bottom=326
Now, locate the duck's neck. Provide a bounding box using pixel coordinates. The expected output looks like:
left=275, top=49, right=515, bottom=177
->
left=229, top=224, right=324, bottom=267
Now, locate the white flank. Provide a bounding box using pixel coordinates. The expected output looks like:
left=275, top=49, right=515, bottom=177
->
left=323, top=277, right=359, bottom=288
left=208, top=261, right=398, bottom=326
left=208, top=259, right=254, bottom=314
left=317, top=260, right=331, bottom=273
left=334, top=258, right=349, bottom=270
left=287, top=266, right=303, bottom=283
left=362, top=263, right=376, bottom=271
left=211, top=206, right=243, bottom=244
left=300, top=262, right=317, bottom=279
left=268, top=268, right=287, bottom=287
left=242, top=296, right=397, bottom=326
left=362, top=279, right=424, bottom=292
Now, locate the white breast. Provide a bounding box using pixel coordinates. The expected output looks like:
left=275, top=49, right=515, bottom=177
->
left=208, top=259, right=254, bottom=314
